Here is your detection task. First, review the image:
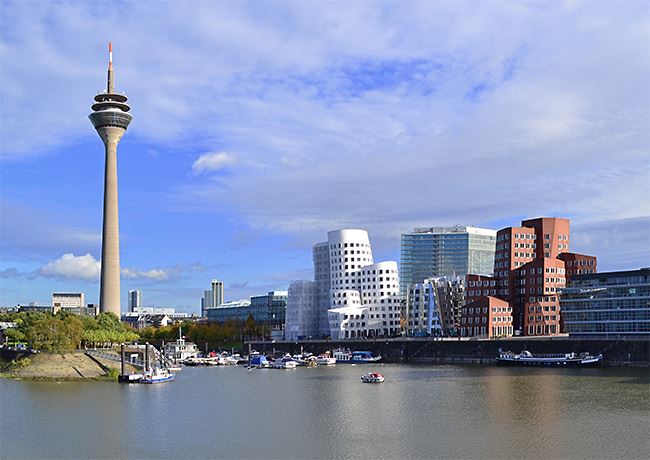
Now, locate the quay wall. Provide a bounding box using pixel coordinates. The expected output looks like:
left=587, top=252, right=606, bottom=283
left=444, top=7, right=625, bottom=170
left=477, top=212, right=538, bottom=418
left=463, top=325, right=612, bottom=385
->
left=248, top=338, right=650, bottom=367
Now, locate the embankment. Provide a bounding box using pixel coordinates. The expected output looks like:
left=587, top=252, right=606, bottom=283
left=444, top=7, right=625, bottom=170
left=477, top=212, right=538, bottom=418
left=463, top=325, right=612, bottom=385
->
left=0, top=350, right=137, bottom=380
left=249, top=337, right=650, bottom=367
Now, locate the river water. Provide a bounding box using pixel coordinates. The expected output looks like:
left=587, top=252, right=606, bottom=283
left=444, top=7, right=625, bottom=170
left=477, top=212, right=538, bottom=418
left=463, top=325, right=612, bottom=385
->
left=1, top=364, right=649, bottom=459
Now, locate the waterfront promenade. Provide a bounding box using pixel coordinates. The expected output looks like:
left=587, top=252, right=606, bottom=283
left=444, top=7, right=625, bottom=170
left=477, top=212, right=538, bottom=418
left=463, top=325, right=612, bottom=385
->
left=250, top=337, right=650, bottom=367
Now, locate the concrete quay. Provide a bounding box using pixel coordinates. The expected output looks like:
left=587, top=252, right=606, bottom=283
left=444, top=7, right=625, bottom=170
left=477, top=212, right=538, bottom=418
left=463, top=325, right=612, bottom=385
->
left=248, top=337, right=650, bottom=367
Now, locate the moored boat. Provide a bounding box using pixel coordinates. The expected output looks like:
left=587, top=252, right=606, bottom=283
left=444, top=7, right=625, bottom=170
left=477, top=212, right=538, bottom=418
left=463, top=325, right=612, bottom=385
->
left=140, top=367, right=175, bottom=384
left=361, top=372, right=385, bottom=383
left=496, top=349, right=603, bottom=367
left=316, top=353, right=337, bottom=365
left=334, top=349, right=382, bottom=363
left=249, top=355, right=271, bottom=368
left=272, top=356, right=298, bottom=369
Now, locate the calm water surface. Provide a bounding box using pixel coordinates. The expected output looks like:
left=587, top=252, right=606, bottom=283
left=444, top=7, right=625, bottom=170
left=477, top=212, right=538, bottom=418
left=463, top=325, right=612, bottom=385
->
left=1, top=364, right=649, bottom=459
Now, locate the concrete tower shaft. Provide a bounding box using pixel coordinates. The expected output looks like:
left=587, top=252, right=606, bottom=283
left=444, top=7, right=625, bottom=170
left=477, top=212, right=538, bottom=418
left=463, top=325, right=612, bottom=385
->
left=89, top=43, right=132, bottom=317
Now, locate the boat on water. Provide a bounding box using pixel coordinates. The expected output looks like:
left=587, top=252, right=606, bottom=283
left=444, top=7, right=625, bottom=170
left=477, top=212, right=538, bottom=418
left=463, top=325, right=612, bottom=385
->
left=496, top=349, right=603, bottom=367
left=118, top=372, right=144, bottom=383
left=140, top=367, right=175, bottom=384
left=163, top=326, right=199, bottom=365
left=361, top=372, right=385, bottom=383
left=249, top=355, right=271, bottom=368
left=272, top=355, right=298, bottom=369
left=316, top=353, right=337, bottom=365
left=334, top=349, right=382, bottom=363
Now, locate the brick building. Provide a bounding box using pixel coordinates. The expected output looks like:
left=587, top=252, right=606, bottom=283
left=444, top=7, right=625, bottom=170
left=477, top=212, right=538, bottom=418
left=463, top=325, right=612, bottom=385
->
left=459, top=296, right=513, bottom=338
left=486, top=217, right=596, bottom=336
left=465, top=274, right=497, bottom=306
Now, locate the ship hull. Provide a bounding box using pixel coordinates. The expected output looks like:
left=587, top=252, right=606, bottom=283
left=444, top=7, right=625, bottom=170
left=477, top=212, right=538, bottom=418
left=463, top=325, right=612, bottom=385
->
left=496, top=356, right=602, bottom=367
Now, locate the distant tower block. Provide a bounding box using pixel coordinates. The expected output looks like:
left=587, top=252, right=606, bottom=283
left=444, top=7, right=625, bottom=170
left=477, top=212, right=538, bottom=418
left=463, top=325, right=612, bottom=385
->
left=89, top=43, right=132, bottom=316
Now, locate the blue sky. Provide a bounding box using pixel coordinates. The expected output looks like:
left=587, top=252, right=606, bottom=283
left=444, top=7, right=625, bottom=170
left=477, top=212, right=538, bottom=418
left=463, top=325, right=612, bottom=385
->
left=1, top=1, right=649, bottom=313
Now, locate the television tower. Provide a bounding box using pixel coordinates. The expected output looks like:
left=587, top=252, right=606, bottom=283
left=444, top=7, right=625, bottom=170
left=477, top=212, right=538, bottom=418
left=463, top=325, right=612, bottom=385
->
left=89, top=43, right=132, bottom=316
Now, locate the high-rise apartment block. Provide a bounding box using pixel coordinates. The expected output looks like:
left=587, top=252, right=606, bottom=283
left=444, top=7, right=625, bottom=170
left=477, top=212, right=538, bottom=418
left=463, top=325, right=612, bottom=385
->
left=489, top=217, right=597, bottom=336
left=128, top=289, right=142, bottom=312
left=201, top=279, right=225, bottom=317
left=285, top=229, right=401, bottom=340
left=400, top=226, right=496, bottom=296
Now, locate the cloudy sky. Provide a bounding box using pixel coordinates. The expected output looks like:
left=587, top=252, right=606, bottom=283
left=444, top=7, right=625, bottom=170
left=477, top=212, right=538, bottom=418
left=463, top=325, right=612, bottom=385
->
left=1, top=0, right=649, bottom=312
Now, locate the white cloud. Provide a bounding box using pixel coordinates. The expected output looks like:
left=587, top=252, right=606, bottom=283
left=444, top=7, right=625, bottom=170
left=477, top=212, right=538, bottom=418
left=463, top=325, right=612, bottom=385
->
left=40, top=253, right=100, bottom=280
left=2, top=1, right=649, bottom=274
left=121, top=267, right=170, bottom=281
left=38, top=254, right=172, bottom=281
left=192, top=152, right=236, bottom=174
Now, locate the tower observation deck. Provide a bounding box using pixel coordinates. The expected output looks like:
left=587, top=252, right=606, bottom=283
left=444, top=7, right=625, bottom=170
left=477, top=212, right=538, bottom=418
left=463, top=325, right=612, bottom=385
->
left=89, top=43, right=132, bottom=316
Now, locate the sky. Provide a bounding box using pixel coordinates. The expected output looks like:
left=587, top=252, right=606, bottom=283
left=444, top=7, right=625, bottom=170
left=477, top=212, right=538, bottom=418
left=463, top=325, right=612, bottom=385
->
left=1, top=0, right=649, bottom=313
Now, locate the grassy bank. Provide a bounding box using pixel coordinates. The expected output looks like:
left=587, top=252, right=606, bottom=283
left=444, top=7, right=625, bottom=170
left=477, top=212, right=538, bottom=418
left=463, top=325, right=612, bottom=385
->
left=1, top=352, right=126, bottom=382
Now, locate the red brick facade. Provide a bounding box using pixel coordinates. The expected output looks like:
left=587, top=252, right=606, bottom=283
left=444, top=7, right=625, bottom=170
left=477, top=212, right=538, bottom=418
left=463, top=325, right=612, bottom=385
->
left=460, top=296, right=513, bottom=338
left=466, top=217, right=597, bottom=337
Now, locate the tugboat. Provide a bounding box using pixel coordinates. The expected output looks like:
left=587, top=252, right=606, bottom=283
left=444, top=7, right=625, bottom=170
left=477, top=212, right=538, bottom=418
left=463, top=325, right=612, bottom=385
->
left=361, top=372, right=385, bottom=383
left=496, top=349, right=603, bottom=367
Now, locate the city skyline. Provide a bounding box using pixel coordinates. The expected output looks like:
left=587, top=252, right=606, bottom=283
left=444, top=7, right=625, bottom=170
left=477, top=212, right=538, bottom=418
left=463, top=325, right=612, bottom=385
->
left=1, top=1, right=649, bottom=312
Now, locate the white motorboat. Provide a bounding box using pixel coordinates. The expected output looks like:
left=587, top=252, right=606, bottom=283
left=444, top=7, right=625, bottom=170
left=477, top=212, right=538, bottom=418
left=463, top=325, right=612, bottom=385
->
left=361, top=372, right=384, bottom=383
left=272, top=357, right=298, bottom=369
left=316, top=353, right=337, bottom=365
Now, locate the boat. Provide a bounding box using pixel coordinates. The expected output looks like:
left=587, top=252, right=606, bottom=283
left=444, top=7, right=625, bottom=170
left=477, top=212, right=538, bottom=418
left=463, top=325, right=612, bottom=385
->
left=249, top=355, right=271, bottom=368
left=316, top=353, right=337, bottom=365
left=163, top=326, right=199, bottom=365
left=334, top=349, right=382, bottom=363
left=361, top=372, right=385, bottom=383
left=272, top=356, right=298, bottom=369
left=140, top=367, right=175, bottom=384
left=292, top=352, right=313, bottom=366
left=118, top=372, right=144, bottom=383
left=496, top=349, right=603, bottom=367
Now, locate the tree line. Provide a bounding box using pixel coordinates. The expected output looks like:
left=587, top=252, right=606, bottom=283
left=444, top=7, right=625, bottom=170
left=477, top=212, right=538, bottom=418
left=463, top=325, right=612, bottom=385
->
left=0, top=311, right=138, bottom=352
left=1, top=311, right=271, bottom=354
left=139, top=314, right=270, bottom=351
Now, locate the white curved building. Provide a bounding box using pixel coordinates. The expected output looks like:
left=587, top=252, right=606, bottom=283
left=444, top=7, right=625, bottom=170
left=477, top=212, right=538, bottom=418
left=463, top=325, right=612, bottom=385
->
left=326, top=230, right=402, bottom=339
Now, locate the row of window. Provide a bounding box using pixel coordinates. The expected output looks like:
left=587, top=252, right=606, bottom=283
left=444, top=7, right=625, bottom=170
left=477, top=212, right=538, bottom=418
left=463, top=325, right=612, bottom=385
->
left=330, top=242, right=370, bottom=249
left=468, top=280, right=497, bottom=287
left=528, top=304, right=558, bottom=311
left=527, top=315, right=558, bottom=323
left=528, top=324, right=558, bottom=335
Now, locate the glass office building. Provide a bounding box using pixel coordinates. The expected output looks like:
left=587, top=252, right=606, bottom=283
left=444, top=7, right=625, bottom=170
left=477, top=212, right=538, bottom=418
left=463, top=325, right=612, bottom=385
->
left=400, top=226, right=496, bottom=296
left=206, top=291, right=288, bottom=331
left=560, top=268, right=650, bottom=337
